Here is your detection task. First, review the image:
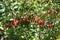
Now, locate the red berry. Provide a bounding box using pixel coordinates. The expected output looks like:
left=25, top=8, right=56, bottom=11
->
left=49, top=9, right=55, bottom=15
left=6, top=24, right=11, bottom=28
left=47, top=23, right=52, bottom=28
left=25, top=16, right=30, bottom=22
left=12, top=19, right=18, bottom=27
left=38, top=20, right=45, bottom=25
left=32, top=15, right=39, bottom=23
left=32, top=19, right=36, bottom=23
left=34, top=15, right=39, bottom=22
left=19, top=19, right=24, bottom=25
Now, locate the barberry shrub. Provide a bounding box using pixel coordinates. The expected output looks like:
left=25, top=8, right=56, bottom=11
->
left=0, top=0, right=60, bottom=40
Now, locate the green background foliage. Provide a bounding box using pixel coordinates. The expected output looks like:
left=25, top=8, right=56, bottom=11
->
left=0, top=0, right=60, bottom=40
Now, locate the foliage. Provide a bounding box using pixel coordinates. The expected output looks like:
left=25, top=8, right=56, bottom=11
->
left=0, top=0, right=60, bottom=40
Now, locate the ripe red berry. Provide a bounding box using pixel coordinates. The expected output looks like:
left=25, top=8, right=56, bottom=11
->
left=32, top=19, right=36, bottom=23
left=6, top=24, right=11, bottom=28
left=32, top=15, right=39, bottom=23
left=47, top=23, right=52, bottom=28
left=38, top=20, right=45, bottom=26
left=12, top=19, right=18, bottom=27
left=49, top=9, right=55, bottom=15
left=34, top=15, right=39, bottom=22
left=25, top=16, right=30, bottom=22
left=19, top=19, right=24, bottom=25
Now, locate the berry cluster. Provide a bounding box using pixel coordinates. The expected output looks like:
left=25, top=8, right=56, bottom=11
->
left=6, top=9, right=55, bottom=29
